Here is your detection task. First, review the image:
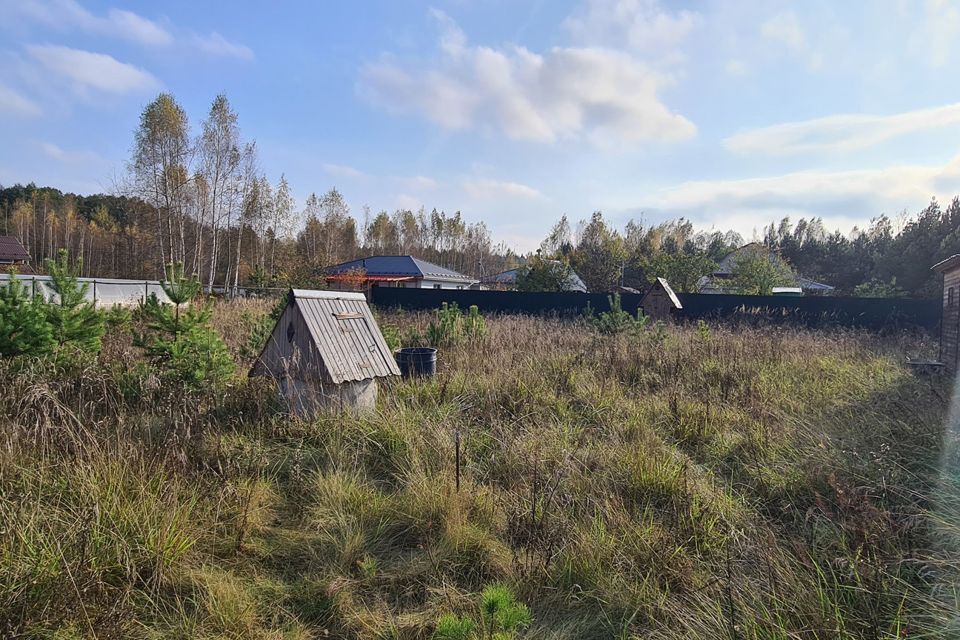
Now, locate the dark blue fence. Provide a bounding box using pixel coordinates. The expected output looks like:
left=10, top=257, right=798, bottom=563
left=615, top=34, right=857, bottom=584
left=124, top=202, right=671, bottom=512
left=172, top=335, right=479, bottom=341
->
left=372, top=287, right=642, bottom=316
left=370, top=287, right=940, bottom=331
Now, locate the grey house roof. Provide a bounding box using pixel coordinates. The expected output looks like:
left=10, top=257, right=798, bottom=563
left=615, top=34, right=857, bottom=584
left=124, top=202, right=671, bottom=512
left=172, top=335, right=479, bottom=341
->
left=326, top=255, right=474, bottom=283
left=709, top=243, right=834, bottom=292
left=482, top=262, right=588, bottom=292
left=251, top=289, right=400, bottom=384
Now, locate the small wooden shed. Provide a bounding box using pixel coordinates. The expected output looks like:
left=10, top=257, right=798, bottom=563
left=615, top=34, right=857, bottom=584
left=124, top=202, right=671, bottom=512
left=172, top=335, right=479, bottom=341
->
left=250, top=289, right=400, bottom=414
left=640, top=277, right=683, bottom=323
left=933, top=255, right=960, bottom=370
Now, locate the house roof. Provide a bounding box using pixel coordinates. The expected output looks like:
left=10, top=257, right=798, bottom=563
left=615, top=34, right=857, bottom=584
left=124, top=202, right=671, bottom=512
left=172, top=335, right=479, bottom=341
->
left=641, top=277, right=682, bottom=309
left=795, top=275, right=835, bottom=292
left=325, top=255, right=475, bottom=282
left=253, top=289, right=400, bottom=384
left=712, top=243, right=835, bottom=291
left=0, top=236, right=30, bottom=262
left=932, top=254, right=960, bottom=274
left=714, top=243, right=767, bottom=276
left=481, top=261, right=588, bottom=292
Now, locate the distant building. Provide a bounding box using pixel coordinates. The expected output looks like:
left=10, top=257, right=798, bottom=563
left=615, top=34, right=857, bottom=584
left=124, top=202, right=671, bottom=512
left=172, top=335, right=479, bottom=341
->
left=325, top=255, right=476, bottom=291
left=697, top=243, right=834, bottom=295
left=481, top=261, right=588, bottom=292
left=0, top=236, right=31, bottom=272
left=640, top=277, right=682, bottom=322
left=933, top=255, right=960, bottom=370
left=250, top=289, right=400, bottom=414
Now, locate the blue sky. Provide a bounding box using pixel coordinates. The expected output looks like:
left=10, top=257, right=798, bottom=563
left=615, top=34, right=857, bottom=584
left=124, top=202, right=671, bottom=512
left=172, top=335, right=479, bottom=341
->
left=2, top=0, right=960, bottom=251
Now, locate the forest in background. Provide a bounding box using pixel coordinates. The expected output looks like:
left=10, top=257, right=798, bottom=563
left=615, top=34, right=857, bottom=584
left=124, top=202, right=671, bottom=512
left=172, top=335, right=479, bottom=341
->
left=2, top=91, right=959, bottom=297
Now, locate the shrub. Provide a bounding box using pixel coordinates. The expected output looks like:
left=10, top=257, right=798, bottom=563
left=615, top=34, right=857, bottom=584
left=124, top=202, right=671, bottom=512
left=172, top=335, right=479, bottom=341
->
left=44, top=249, right=105, bottom=354
left=591, top=294, right=649, bottom=335
left=432, top=583, right=532, bottom=640
left=427, top=302, right=488, bottom=347
left=137, top=262, right=235, bottom=388
left=0, top=272, right=53, bottom=357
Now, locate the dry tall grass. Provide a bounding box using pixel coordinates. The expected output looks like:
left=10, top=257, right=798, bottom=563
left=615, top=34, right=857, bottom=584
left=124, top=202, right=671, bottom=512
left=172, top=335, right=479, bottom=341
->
left=0, top=299, right=955, bottom=639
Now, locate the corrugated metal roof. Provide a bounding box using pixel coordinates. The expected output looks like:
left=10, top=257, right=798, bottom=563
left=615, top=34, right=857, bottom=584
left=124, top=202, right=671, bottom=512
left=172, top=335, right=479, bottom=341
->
left=0, top=236, right=30, bottom=262
left=325, top=255, right=475, bottom=282
left=289, top=289, right=400, bottom=383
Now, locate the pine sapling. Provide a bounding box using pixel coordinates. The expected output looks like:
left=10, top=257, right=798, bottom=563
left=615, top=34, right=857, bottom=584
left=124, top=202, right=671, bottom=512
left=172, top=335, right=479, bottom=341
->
left=44, top=249, right=105, bottom=353
left=0, top=271, right=53, bottom=357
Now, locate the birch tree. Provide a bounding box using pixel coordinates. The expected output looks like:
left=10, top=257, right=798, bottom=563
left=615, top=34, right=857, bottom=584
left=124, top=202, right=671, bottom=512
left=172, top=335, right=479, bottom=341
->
left=197, top=95, right=242, bottom=291
left=131, top=93, right=192, bottom=272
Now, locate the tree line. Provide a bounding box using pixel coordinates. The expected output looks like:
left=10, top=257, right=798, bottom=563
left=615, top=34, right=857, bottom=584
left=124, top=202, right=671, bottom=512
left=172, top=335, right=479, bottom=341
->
left=2, top=91, right=960, bottom=297
left=0, top=93, right=519, bottom=290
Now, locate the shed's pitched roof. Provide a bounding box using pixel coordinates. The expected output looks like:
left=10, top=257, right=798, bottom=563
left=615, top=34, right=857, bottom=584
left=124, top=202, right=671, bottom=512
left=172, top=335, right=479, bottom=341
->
left=0, top=236, right=30, bottom=262
left=255, top=289, right=400, bottom=384
left=325, top=255, right=474, bottom=282
left=933, top=254, right=960, bottom=274
left=642, top=277, right=682, bottom=309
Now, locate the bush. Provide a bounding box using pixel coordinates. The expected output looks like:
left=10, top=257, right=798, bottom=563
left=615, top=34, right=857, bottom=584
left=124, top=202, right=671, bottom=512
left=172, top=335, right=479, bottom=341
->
left=427, top=302, right=488, bottom=347
left=0, top=272, right=53, bottom=357
left=137, top=262, right=235, bottom=388
left=591, top=294, right=649, bottom=335
left=44, top=249, right=105, bottom=354
left=432, top=583, right=532, bottom=640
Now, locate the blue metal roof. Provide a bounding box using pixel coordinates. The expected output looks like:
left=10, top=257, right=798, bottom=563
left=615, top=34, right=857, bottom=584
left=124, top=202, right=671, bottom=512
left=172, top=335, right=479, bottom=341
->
left=325, top=255, right=474, bottom=282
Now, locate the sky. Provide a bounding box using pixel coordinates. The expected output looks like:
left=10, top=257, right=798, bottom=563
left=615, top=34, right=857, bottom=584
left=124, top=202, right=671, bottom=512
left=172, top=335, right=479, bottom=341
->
left=2, top=0, right=960, bottom=252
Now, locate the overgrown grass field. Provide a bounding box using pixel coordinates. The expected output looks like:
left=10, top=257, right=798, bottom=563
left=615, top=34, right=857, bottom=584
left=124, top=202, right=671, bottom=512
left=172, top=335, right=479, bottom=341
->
left=1, top=299, right=957, bottom=639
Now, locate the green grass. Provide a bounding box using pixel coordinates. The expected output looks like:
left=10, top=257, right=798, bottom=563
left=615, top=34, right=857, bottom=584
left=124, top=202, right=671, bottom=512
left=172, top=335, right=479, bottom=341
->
left=0, top=302, right=956, bottom=638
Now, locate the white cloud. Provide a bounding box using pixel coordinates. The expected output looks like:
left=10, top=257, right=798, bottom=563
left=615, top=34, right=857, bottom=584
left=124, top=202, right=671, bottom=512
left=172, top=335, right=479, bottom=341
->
left=321, top=163, right=366, bottom=179
left=724, top=59, right=748, bottom=76
left=28, top=45, right=158, bottom=94
left=725, top=102, right=960, bottom=155
left=39, top=141, right=105, bottom=165
left=396, top=175, right=438, bottom=190
left=358, top=11, right=695, bottom=148
left=563, top=0, right=700, bottom=57
left=394, top=193, right=422, bottom=210
left=14, top=0, right=172, bottom=46
left=0, top=82, right=41, bottom=116
left=11, top=1, right=252, bottom=58
left=641, top=155, right=960, bottom=235
left=761, top=11, right=805, bottom=50
left=908, top=0, right=960, bottom=67
left=463, top=178, right=546, bottom=201
left=106, top=9, right=172, bottom=46
left=192, top=32, right=255, bottom=61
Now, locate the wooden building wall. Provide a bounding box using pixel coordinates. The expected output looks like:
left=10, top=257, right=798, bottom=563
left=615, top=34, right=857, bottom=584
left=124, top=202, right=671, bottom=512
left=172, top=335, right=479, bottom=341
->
left=253, top=301, right=327, bottom=383
left=643, top=291, right=676, bottom=323
left=942, top=267, right=960, bottom=369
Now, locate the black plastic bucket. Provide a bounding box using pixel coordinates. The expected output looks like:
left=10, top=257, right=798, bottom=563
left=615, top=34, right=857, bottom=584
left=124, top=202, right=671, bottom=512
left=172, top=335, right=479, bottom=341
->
left=396, top=347, right=437, bottom=378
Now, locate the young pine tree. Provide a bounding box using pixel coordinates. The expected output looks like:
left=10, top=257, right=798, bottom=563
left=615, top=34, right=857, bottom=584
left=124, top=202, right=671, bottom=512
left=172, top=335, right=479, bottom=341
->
left=0, top=273, right=54, bottom=357
left=44, top=249, right=105, bottom=353
left=138, top=262, right=235, bottom=388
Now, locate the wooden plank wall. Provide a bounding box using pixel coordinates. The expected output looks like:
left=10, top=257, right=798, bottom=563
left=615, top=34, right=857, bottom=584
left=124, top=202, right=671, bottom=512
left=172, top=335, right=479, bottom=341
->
left=942, top=268, right=960, bottom=369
